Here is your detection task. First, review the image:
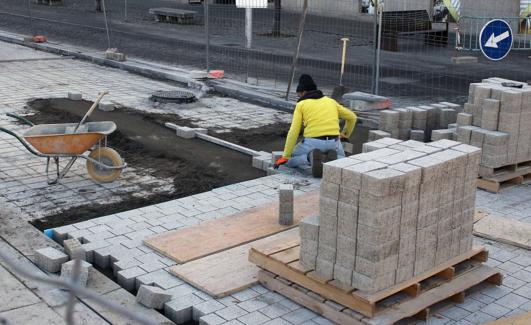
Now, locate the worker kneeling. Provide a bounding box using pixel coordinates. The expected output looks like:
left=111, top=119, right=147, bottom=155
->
left=275, top=74, right=357, bottom=178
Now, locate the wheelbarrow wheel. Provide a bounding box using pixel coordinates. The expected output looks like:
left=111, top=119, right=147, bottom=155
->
left=87, top=147, right=123, bottom=183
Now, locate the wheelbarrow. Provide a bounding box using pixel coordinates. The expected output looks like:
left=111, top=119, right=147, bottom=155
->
left=0, top=91, right=127, bottom=184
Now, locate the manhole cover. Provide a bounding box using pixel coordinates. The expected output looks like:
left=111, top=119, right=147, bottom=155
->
left=150, top=90, right=197, bottom=104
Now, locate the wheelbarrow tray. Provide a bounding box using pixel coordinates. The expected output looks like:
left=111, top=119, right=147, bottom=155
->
left=23, top=122, right=117, bottom=155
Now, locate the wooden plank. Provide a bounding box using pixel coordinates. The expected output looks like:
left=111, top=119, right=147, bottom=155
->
left=270, top=246, right=300, bottom=264
left=403, top=283, right=421, bottom=297
left=450, top=292, right=465, bottom=303
left=258, top=270, right=366, bottom=325
left=249, top=247, right=376, bottom=317
left=169, top=229, right=298, bottom=298
left=359, top=247, right=486, bottom=304
left=145, top=191, right=318, bottom=263
left=483, top=311, right=531, bottom=325
left=474, top=215, right=531, bottom=250
left=436, top=267, right=455, bottom=280
left=477, top=178, right=501, bottom=193
left=367, top=265, right=501, bottom=325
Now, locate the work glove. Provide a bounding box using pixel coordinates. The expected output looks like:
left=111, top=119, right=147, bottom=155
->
left=274, top=157, right=289, bottom=169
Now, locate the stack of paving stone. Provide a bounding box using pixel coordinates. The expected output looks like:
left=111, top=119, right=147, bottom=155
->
left=431, top=78, right=531, bottom=176
left=373, top=102, right=461, bottom=142
left=299, top=139, right=480, bottom=293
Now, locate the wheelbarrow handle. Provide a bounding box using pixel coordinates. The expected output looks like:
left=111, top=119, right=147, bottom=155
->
left=0, top=127, right=44, bottom=157
left=6, top=113, right=34, bottom=126
left=74, top=91, right=109, bottom=132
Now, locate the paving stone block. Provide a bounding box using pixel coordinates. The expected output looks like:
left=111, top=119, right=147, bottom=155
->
left=60, top=259, right=92, bottom=287
left=457, top=112, right=473, bottom=126
left=356, top=239, right=399, bottom=263
left=322, top=158, right=360, bottom=184
left=431, top=129, right=454, bottom=141
left=338, top=186, right=358, bottom=205
left=341, top=160, right=388, bottom=189
left=193, top=300, right=226, bottom=321
left=440, top=108, right=457, bottom=128
left=278, top=184, right=294, bottom=225
left=319, top=181, right=339, bottom=200
left=409, top=130, right=425, bottom=142
left=216, top=304, right=249, bottom=321
left=361, top=167, right=405, bottom=196
left=315, top=258, right=334, bottom=279
left=358, top=205, right=401, bottom=228
left=368, top=130, right=391, bottom=141
left=35, top=247, right=69, bottom=273
left=300, top=215, right=319, bottom=241
left=136, top=285, right=172, bottom=309
left=117, top=266, right=147, bottom=291
left=165, top=293, right=206, bottom=324
left=199, top=313, right=226, bottom=325
left=63, top=238, right=86, bottom=261
left=67, top=92, right=82, bottom=100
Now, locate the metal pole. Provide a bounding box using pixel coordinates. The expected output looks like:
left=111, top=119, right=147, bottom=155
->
left=375, top=2, right=383, bottom=95
left=124, top=0, right=127, bottom=22
left=245, top=8, right=253, bottom=49
left=27, top=0, right=34, bottom=36
left=102, top=0, right=111, bottom=49
left=371, top=0, right=378, bottom=94
left=205, top=0, right=210, bottom=72
left=285, top=0, right=308, bottom=100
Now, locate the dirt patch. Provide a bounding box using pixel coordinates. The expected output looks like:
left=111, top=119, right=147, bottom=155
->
left=141, top=113, right=290, bottom=153
left=26, top=98, right=265, bottom=230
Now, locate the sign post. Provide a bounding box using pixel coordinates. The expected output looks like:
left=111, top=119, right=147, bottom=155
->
left=479, top=19, right=513, bottom=61
left=236, top=0, right=267, bottom=49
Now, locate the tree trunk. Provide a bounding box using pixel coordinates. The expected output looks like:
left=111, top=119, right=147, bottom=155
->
left=272, top=0, right=281, bottom=36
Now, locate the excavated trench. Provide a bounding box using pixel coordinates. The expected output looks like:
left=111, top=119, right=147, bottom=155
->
left=26, top=98, right=289, bottom=230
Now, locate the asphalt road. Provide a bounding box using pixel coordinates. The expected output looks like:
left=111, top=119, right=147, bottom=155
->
left=1, top=0, right=530, bottom=100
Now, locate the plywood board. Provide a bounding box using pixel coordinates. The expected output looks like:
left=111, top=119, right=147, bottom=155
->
left=474, top=214, right=531, bottom=250
left=169, top=229, right=298, bottom=298
left=145, top=191, right=318, bottom=263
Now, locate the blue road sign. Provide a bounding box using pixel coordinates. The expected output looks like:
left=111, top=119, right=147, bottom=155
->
left=479, top=19, right=513, bottom=61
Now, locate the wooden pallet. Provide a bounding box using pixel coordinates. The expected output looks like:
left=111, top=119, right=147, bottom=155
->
left=478, top=162, right=531, bottom=193
left=249, top=238, right=501, bottom=320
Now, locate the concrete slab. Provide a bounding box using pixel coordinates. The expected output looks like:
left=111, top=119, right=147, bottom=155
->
left=0, top=264, right=41, bottom=312
left=0, top=302, right=64, bottom=325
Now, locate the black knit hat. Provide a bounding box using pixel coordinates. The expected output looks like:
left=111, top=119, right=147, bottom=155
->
left=296, top=74, right=317, bottom=92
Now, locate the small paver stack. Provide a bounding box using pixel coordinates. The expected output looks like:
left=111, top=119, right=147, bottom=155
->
left=435, top=78, right=531, bottom=176
left=299, top=139, right=481, bottom=293
left=373, top=102, right=461, bottom=142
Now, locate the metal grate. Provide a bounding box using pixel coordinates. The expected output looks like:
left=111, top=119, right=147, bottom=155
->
left=150, top=90, right=197, bottom=104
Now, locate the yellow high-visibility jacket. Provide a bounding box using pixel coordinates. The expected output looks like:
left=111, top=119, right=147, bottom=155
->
left=283, top=95, right=357, bottom=158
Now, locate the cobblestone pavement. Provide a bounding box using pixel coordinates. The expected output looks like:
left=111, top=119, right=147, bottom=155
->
left=476, top=185, right=531, bottom=224
left=0, top=41, right=291, bottom=220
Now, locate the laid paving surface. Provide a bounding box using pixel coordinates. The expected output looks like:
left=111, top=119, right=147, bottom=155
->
left=476, top=185, right=531, bottom=224
left=1, top=41, right=530, bottom=325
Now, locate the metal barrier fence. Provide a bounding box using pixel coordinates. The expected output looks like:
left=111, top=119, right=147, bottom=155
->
left=459, top=16, right=531, bottom=51
left=0, top=249, right=157, bottom=325
left=0, top=0, right=530, bottom=103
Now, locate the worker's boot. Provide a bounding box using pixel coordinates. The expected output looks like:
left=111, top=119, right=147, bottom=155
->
left=309, top=149, right=323, bottom=178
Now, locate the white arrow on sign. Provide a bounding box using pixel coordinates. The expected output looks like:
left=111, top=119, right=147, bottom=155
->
left=484, top=31, right=510, bottom=48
